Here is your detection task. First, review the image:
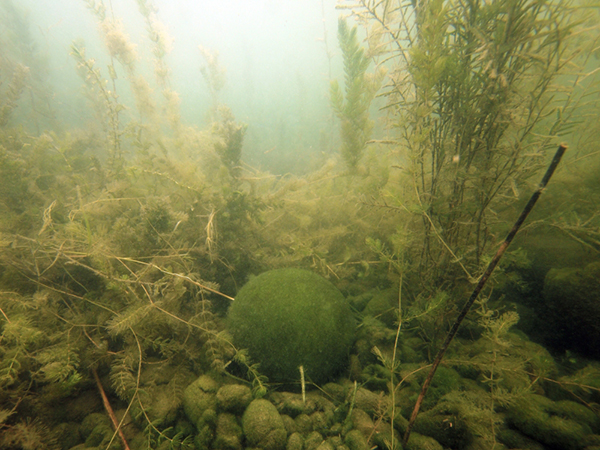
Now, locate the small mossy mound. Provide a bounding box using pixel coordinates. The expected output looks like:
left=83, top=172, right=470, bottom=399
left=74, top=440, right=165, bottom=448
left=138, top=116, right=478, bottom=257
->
left=228, top=268, right=355, bottom=383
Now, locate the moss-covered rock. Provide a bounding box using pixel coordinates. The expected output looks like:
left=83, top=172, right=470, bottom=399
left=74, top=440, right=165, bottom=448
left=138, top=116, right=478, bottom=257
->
left=305, top=412, right=324, bottom=435
left=422, top=366, right=462, bottom=410
left=270, top=391, right=316, bottom=417
left=142, top=385, right=181, bottom=427
left=216, top=384, right=253, bottom=415
left=304, top=431, right=324, bottom=450
left=327, top=435, right=343, bottom=449
left=242, top=399, right=287, bottom=450
left=505, top=393, right=594, bottom=450
left=281, top=414, right=296, bottom=435
left=552, top=399, right=600, bottom=433
left=213, top=413, right=243, bottom=450
left=287, top=432, right=304, bottom=450
left=412, top=390, right=478, bottom=450
left=413, top=408, right=472, bottom=450
left=316, top=440, right=335, bottom=450
left=405, top=432, right=444, bottom=450
left=84, top=421, right=113, bottom=448
left=294, top=413, right=313, bottom=434
left=496, top=428, right=545, bottom=450
left=349, top=409, right=373, bottom=437
left=344, top=429, right=370, bottom=450
left=354, top=388, right=388, bottom=415
left=182, top=374, right=219, bottom=426
left=362, top=288, right=398, bottom=328
left=228, top=268, right=355, bottom=383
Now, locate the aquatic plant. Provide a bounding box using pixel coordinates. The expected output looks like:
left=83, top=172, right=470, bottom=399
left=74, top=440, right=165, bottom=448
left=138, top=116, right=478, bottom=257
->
left=0, top=4, right=269, bottom=447
left=200, top=46, right=227, bottom=121
left=70, top=41, right=125, bottom=171
left=0, top=63, right=28, bottom=128
left=212, top=106, right=247, bottom=180
left=342, top=0, right=599, bottom=289
left=330, top=17, right=385, bottom=169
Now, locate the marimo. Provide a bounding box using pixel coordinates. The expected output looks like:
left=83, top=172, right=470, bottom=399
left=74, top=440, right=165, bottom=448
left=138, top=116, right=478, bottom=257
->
left=227, top=268, right=356, bottom=384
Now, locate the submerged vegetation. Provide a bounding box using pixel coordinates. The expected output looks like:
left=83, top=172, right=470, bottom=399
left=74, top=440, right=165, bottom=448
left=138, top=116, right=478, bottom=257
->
left=1, top=0, right=600, bottom=449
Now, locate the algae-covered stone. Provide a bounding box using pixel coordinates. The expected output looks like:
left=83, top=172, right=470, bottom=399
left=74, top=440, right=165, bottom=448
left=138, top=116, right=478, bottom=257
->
left=295, top=413, right=313, bottom=434
left=552, top=399, right=600, bottom=432
left=144, top=385, right=181, bottom=426
left=287, top=432, right=304, bottom=450
left=412, top=400, right=472, bottom=449
left=242, top=399, right=287, bottom=450
left=228, top=268, right=355, bottom=383
left=354, top=388, right=387, bottom=415
left=311, top=411, right=329, bottom=435
left=350, top=409, right=373, bottom=436
left=506, top=393, right=593, bottom=450
left=363, top=288, right=397, bottom=327
left=270, top=392, right=316, bottom=417
left=216, top=384, right=253, bottom=414
left=404, top=432, right=444, bottom=450
left=305, top=431, right=325, bottom=450
left=328, top=435, right=343, bottom=448
left=316, top=441, right=335, bottom=450
left=213, top=413, right=243, bottom=450
left=281, top=414, right=296, bottom=434
left=496, top=428, right=545, bottom=450
left=344, top=429, right=370, bottom=450
left=183, top=374, right=219, bottom=426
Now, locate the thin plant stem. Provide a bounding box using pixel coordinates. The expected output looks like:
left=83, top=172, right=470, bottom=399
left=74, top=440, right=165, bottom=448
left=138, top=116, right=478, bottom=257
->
left=92, top=367, right=131, bottom=450
left=402, top=143, right=568, bottom=446
left=390, top=273, right=402, bottom=450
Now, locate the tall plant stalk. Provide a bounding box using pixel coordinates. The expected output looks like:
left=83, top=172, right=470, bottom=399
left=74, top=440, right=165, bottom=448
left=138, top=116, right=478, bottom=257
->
left=330, top=17, right=384, bottom=169
left=403, top=143, right=567, bottom=446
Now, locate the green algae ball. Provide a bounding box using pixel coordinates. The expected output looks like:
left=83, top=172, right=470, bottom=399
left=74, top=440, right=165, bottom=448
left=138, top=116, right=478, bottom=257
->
left=228, top=268, right=355, bottom=384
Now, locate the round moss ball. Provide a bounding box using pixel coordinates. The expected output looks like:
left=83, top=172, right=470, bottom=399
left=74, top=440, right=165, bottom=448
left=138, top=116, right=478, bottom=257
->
left=228, top=268, right=355, bottom=384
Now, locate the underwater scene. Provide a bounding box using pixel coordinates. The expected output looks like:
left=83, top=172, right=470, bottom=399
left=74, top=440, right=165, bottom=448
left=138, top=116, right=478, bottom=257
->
left=1, top=0, right=600, bottom=449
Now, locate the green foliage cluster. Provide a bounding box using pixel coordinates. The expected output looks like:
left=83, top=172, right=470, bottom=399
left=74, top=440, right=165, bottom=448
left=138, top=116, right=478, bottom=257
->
left=212, top=106, right=248, bottom=179
left=330, top=18, right=385, bottom=169
left=342, top=0, right=600, bottom=290
left=0, top=63, right=28, bottom=128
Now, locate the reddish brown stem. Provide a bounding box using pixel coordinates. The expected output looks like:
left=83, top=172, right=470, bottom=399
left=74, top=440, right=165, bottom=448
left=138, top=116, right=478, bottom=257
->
left=92, top=367, right=131, bottom=450
left=402, top=144, right=567, bottom=446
